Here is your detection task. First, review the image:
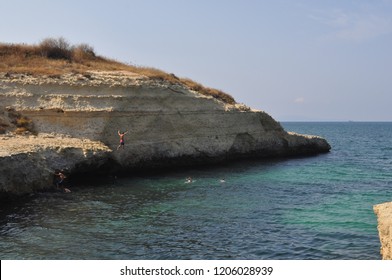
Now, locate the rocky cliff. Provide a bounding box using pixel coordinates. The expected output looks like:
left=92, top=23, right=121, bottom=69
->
left=374, top=202, right=392, bottom=260
left=0, top=71, right=330, bottom=195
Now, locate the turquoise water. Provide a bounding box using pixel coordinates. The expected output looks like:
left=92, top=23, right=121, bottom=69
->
left=1, top=122, right=391, bottom=259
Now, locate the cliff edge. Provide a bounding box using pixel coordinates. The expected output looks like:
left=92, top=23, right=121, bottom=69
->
left=0, top=70, right=330, bottom=195
left=374, top=202, right=392, bottom=260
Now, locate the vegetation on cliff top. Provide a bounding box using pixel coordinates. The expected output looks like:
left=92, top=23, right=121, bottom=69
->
left=0, top=37, right=235, bottom=104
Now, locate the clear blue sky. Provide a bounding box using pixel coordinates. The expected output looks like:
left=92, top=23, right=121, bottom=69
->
left=1, top=0, right=392, bottom=121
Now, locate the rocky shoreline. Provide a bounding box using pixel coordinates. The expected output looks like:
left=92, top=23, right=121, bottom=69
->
left=0, top=71, right=331, bottom=197
left=373, top=202, right=392, bottom=260
left=6, top=70, right=391, bottom=260
left=0, top=133, right=110, bottom=195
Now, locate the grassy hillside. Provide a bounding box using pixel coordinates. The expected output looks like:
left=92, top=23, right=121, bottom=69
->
left=0, top=37, right=235, bottom=104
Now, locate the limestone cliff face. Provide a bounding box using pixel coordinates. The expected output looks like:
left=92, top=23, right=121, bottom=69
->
left=0, top=134, right=110, bottom=194
left=374, top=202, right=392, bottom=260
left=0, top=71, right=330, bottom=195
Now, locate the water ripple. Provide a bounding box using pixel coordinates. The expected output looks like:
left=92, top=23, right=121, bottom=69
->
left=1, top=123, right=391, bottom=259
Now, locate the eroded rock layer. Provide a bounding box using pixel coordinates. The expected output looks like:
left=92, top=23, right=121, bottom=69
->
left=0, top=71, right=330, bottom=195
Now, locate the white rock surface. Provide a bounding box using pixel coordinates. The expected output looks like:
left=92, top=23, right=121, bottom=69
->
left=0, top=72, right=330, bottom=195
left=374, top=202, right=392, bottom=259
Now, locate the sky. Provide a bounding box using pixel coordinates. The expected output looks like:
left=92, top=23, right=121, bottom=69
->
left=1, top=0, right=392, bottom=121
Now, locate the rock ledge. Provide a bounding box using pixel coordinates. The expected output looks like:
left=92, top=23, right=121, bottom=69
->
left=0, top=71, right=331, bottom=195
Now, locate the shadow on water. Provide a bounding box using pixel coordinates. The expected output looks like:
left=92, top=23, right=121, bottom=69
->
left=1, top=153, right=330, bottom=218
left=1, top=152, right=345, bottom=260
left=3, top=122, right=390, bottom=259
left=0, top=194, right=32, bottom=227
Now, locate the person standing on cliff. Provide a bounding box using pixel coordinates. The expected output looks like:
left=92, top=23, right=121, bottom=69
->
left=117, top=130, right=128, bottom=150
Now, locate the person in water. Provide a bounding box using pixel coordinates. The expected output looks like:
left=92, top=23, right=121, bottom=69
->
left=186, top=177, right=193, bottom=183
left=117, top=130, right=128, bottom=150
left=54, top=170, right=71, bottom=193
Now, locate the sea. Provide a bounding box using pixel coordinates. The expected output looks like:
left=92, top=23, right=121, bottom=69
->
left=1, top=122, right=391, bottom=260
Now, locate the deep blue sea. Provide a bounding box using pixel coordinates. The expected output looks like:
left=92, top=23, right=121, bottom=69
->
left=1, top=122, right=391, bottom=260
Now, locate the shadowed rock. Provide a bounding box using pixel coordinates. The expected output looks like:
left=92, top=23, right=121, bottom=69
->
left=0, top=71, right=331, bottom=195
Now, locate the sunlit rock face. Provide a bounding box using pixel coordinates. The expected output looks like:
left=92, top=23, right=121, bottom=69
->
left=0, top=72, right=330, bottom=195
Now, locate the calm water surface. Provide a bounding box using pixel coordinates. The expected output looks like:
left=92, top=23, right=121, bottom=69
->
left=1, top=122, right=391, bottom=259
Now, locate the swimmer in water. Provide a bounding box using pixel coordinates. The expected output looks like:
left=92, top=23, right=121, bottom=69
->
left=186, top=177, right=193, bottom=183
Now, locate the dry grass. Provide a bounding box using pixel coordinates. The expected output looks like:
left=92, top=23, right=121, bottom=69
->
left=0, top=38, right=236, bottom=104
left=0, top=40, right=131, bottom=76
left=182, top=78, right=235, bottom=104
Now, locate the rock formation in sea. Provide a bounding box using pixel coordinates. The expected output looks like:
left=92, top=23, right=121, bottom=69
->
left=0, top=71, right=330, bottom=196
left=373, top=202, right=392, bottom=260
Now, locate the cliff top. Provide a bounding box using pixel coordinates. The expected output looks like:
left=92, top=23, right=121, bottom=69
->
left=0, top=37, right=235, bottom=104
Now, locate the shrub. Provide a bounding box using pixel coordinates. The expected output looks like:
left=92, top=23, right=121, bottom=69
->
left=72, top=43, right=96, bottom=63
left=39, top=37, right=72, bottom=60
left=0, top=38, right=237, bottom=105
